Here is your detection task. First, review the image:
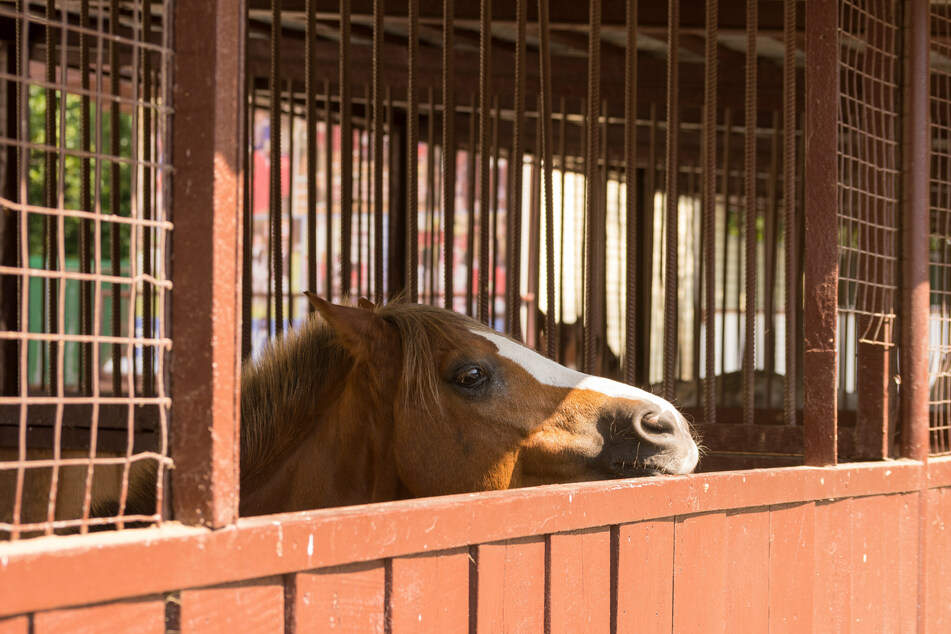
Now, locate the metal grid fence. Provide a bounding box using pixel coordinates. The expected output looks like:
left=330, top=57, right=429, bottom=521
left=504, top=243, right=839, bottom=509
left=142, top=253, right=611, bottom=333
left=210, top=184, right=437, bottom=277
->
left=836, top=0, right=900, bottom=451
left=0, top=0, right=173, bottom=539
left=930, top=3, right=951, bottom=455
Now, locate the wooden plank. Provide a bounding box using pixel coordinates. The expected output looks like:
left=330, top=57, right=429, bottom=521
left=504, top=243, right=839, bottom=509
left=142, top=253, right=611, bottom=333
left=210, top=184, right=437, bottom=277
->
left=768, top=502, right=815, bottom=631
left=389, top=548, right=469, bottom=632
left=179, top=577, right=284, bottom=634
left=813, top=499, right=852, bottom=630
left=0, top=462, right=930, bottom=618
left=672, top=513, right=727, bottom=632
left=0, top=617, right=29, bottom=634
left=724, top=510, right=769, bottom=632
left=548, top=529, right=612, bottom=634
left=474, top=538, right=545, bottom=633
left=289, top=562, right=385, bottom=632
left=897, top=492, right=920, bottom=633
left=927, top=487, right=951, bottom=632
left=33, top=597, right=164, bottom=634
left=849, top=496, right=889, bottom=631
left=615, top=520, right=674, bottom=632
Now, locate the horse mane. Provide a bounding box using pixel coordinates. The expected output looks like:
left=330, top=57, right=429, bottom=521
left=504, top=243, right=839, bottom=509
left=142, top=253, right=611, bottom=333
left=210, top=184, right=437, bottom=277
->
left=239, top=297, right=493, bottom=484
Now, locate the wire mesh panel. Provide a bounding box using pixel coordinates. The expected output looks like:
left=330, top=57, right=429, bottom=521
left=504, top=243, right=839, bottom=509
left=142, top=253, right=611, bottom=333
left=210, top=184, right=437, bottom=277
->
left=931, top=3, right=951, bottom=456
left=239, top=0, right=816, bottom=472
left=836, top=0, right=900, bottom=457
left=0, top=0, right=173, bottom=539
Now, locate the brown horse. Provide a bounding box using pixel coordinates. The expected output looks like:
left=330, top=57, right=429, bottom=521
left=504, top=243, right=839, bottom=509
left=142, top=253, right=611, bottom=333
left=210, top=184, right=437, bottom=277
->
left=105, top=294, right=699, bottom=519
left=236, top=294, right=698, bottom=515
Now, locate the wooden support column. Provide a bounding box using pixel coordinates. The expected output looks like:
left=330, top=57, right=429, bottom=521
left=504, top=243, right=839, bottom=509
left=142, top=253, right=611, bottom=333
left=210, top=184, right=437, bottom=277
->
left=803, top=0, right=838, bottom=466
left=171, top=0, right=246, bottom=527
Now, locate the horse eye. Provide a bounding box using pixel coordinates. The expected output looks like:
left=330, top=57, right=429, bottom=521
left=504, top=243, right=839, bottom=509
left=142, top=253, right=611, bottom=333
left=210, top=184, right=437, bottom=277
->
left=454, top=366, right=488, bottom=389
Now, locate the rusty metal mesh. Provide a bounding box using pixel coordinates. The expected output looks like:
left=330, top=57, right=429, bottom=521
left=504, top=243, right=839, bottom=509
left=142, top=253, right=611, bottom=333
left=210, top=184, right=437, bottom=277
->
left=0, top=0, right=173, bottom=539
left=930, top=4, right=951, bottom=455
left=836, top=0, right=900, bottom=413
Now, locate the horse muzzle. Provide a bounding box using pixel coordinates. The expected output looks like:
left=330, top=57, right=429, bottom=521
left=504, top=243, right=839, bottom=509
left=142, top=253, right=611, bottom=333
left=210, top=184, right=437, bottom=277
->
left=596, top=405, right=699, bottom=477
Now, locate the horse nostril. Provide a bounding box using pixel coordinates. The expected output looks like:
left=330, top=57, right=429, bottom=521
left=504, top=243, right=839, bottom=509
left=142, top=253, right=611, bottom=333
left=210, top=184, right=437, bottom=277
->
left=639, top=411, right=678, bottom=439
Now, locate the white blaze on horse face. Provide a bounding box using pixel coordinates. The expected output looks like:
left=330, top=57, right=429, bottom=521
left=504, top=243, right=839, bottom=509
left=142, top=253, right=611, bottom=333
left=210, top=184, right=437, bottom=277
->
left=472, top=329, right=698, bottom=475
left=472, top=329, right=682, bottom=417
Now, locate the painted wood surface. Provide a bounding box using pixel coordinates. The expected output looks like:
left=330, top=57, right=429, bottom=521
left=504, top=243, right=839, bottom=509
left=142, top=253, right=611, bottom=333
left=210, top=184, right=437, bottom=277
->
left=0, top=460, right=948, bottom=631
left=33, top=598, right=165, bottom=634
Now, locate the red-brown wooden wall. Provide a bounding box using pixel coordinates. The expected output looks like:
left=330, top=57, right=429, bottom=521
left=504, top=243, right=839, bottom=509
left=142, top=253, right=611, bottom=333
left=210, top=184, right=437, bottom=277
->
left=2, top=458, right=949, bottom=632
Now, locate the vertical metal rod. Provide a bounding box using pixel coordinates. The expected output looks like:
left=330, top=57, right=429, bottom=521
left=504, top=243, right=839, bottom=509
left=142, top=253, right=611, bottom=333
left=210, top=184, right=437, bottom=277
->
left=466, top=93, right=477, bottom=316
left=720, top=108, right=733, bottom=380
left=662, top=0, right=680, bottom=401
left=407, top=0, right=419, bottom=302
left=79, top=0, right=93, bottom=395
left=623, top=0, right=638, bottom=385
left=702, top=0, right=717, bottom=420
left=270, top=0, right=284, bottom=335
left=287, top=81, right=297, bottom=322
left=764, top=111, right=780, bottom=410
left=537, top=0, right=556, bottom=360
left=507, top=0, right=526, bottom=337
left=442, top=0, right=455, bottom=310
left=804, top=0, right=839, bottom=466
left=743, top=0, right=758, bottom=425
left=426, top=88, right=436, bottom=303
left=340, top=0, right=353, bottom=298
left=782, top=0, right=798, bottom=426
left=557, top=97, right=567, bottom=355
left=142, top=0, right=154, bottom=396
left=901, top=0, right=930, bottom=461
left=243, top=49, right=254, bottom=355
left=373, top=0, right=386, bottom=303
left=324, top=81, right=334, bottom=299
left=477, top=0, right=492, bottom=323
left=490, top=95, right=501, bottom=325
left=357, top=115, right=365, bottom=297
left=109, top=0, right=120, bottom=395
left=583, top=0, right=602, bottom=372
left=306, top=0, right=318, bottom=304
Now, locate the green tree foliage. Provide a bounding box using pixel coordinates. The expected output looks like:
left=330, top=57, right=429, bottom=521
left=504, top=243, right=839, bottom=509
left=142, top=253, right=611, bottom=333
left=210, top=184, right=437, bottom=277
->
left=28, top=85, right=132, bottom=266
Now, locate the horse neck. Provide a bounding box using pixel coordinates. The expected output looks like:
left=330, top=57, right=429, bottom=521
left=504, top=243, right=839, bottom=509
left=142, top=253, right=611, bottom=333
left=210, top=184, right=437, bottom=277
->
left=239, top=355, right=402, bottom=515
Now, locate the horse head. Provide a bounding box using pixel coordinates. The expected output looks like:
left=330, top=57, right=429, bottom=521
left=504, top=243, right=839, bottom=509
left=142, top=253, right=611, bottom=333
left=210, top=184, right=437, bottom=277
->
left=306, top=294, right=699, bottom=500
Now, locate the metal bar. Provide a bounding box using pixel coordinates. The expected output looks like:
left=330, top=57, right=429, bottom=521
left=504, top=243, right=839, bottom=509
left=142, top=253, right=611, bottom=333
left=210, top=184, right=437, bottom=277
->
left=141, top=0, right=154, bottom=396
left=441, top=0, right=454, bottom=310
left=557, top=96, right=567, bottom=360
left=477, top=0, right=491, bottom=323
left=45, top=0, right=58, bottom=399
left=702, top=0, right=717, bottom=420
left=902, top=0, right=929, bottom=461
left=742, top=0, right=757, bottom=425
left=170, top=0, right=245, bottom=527
left=426, top=87, right=436, bottom=303
left=662, top=0, right=679, bottom=400
left=506, top=0, right=526, bottom=337
left=340, top=0, right=353, bottom=298
left=325, top=80, right=334, bottom=299
left=583, top=0, right=602, bottom=373
left=538, top=0, right=555, bottom=360
left=270, top=0, right=284, bottom=335
left=490, top=94, right=500, bottom=325
left=407, top=0, right=419, bottom=302
left=79, top=0, right=93, bottom=396
left=623, top=0, right=638, bottom=385
left=465, top=92, right=476, bottom=316
left=783, top=0, right=797, bottom=426
left=374, top=0, right=386, bottom=303
left=307, top=0, right=317, bottom=305
left=803, top=0, right=838, bottom=466
left=720, top=108, right=732, bottom=380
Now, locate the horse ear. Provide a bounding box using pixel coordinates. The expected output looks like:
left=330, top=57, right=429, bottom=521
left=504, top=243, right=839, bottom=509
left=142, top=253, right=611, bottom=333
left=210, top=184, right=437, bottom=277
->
left=357, top=297, right=376, bottom=311
left=304, top=292, right=394, bottom=359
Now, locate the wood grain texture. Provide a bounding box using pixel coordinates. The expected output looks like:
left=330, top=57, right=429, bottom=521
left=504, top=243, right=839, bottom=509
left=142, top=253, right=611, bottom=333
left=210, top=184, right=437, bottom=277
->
left=289, top=561, right=385, bottom=632
left=928, top=486, right=951, bottom=632
left=814, top=498, right=852, bottom=630
left=33, top=597, right=165, bottom=634
left=615, top=520, right=674, bottom=633
left=724, top=510, right=769, bottom=632
left=474, top=537, right=545, bottom=633
left=179, top=578, right=284, bottom=634
left=673, top=512, right=727, bottom=632
left=0, top=616, right=29, bottom=634
left=548, top=528, right=611, bottom=634
left=389, top=548, right=469, bottom=632
left=768, top=502, right=815, bottom=632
